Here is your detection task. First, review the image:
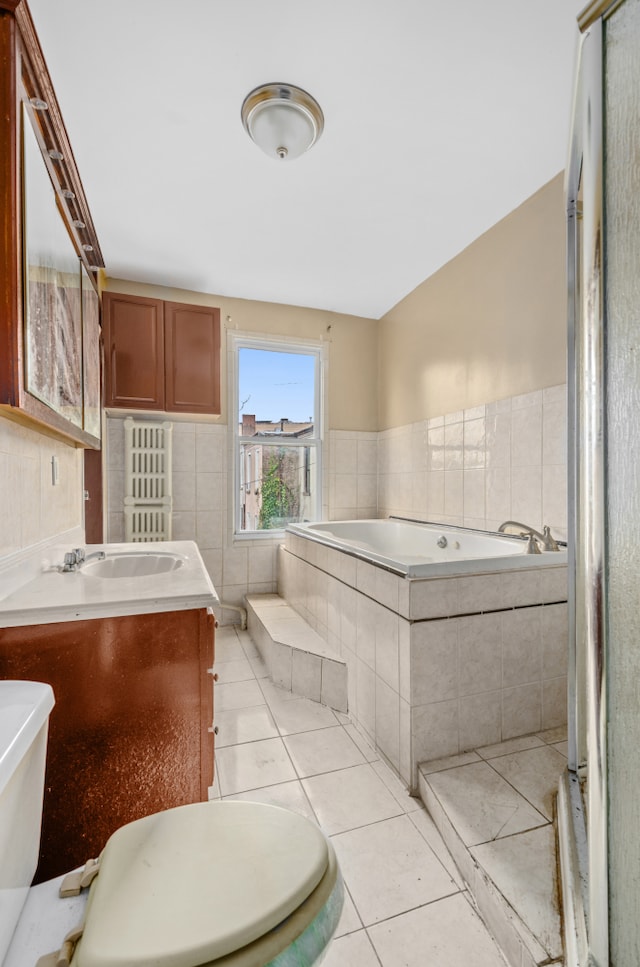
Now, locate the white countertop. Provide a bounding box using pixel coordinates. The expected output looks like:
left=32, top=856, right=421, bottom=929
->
left=0, top=541, right=220, bottom=628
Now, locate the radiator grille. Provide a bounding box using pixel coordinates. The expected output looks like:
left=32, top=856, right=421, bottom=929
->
left=123, top=418, right=173, bottom=542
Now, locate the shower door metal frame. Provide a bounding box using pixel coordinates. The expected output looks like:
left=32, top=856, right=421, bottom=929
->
left=563, top=12, right=609, bottom=967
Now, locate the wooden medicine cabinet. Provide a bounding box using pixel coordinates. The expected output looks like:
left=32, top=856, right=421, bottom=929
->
left=0, top=1, right=104, bottom=448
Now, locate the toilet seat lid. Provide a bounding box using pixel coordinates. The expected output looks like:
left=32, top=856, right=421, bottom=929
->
left=75, top=801, right=329, bottom=967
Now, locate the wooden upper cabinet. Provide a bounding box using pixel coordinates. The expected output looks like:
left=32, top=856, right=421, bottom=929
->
left=103, top=292, right=221, bottom=415
left=165, top=302, right=220, bottom=414
left=103, top=293, right=165, bottom=409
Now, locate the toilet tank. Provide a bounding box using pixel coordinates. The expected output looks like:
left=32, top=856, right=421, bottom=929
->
left=0, top=681, right=54, bottom=964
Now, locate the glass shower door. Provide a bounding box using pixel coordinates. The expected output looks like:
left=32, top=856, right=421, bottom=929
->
left=561, top=12, right=607, bottom=967
left=562, top=1, right=640, bottom=964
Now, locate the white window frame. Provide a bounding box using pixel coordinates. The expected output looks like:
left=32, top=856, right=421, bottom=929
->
left=229, top=332, right=325, bottom=540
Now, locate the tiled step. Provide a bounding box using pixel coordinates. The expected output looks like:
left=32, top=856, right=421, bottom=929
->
left=246, top=594, right=348, bottom=713
left=417, top=731, right=568, bottom=967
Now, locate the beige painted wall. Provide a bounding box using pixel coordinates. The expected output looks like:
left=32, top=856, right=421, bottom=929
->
left=377, top=173, right=567, bottom=429
left=103, top=279, right=379, bottom=432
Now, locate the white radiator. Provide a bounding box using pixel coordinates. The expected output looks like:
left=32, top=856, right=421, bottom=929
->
left=123, top=418, right=173, bottom=542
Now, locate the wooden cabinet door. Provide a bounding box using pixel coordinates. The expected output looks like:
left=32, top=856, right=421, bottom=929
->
left=83, top=448, right=103, bottom=542
left=165, top=302, right=221, bottom=414
left=103, top=292, right=165, bottom=409
left=0, top=608, right=215, bottom=883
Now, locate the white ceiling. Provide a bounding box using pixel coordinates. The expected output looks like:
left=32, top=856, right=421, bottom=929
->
left=28, top=0, right=583, bottom=319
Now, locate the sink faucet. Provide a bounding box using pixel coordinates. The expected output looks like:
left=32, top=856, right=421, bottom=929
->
left=497, top=521, right=559, bottom=552
left=59, top=548, right=106, bottom=572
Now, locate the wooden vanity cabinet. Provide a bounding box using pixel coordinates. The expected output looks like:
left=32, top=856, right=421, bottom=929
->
left=0, top=607, right=215, bottom=883
left=103, top=292, right=221, bottom=414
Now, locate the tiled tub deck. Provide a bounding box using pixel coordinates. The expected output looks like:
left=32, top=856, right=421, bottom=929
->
left=278, top=531, right=568, bottom=789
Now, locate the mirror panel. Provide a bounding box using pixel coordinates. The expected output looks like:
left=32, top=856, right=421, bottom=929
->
left=22, top=104, right=82, bottom=428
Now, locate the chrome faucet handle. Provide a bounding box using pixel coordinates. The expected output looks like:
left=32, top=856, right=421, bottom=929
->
left=541, top=526, right=559, bottom=552
left=73, top=547, right=86, bottom=563
left=525, top=533, right=542, bottom=554
left=61, top=551, right=79, bottom=571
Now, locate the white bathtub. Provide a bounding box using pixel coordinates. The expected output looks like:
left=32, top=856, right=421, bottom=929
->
left=286, top=518, right=566, bottom=577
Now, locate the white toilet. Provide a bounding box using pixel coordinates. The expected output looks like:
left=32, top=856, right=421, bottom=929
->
left=0, top=681, right=343, bottom=967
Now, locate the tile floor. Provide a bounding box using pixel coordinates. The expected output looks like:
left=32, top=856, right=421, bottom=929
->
left=418, top=731, right=568, bottom=966
left=211, top=625, right=512, bottom=967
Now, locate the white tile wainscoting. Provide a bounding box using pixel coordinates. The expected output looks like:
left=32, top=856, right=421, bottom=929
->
left=0, top=416, right=84, bottom=558
left=278, top=532, right=568, bottom=789
left=378, top=385, right=567, bottom=542
left=104, top=382, right=567, bottom=624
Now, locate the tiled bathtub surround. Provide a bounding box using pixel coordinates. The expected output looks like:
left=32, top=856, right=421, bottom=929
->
left=246, top=593, right=348, bottom=712
left=327, top=430, right=378, bottom=521
left=378, top=385, right=567, bottom=541
left=279, top=532, right=567, bottom=789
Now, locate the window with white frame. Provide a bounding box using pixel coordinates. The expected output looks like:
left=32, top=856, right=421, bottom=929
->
left=231, top=334, right=323, bottom=536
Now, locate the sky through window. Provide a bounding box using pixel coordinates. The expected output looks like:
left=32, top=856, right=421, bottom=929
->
left=238, top=348, right=315, bottom=422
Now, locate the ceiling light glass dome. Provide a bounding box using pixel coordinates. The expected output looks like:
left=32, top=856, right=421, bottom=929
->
left=241, top=83, right=324, bottom=161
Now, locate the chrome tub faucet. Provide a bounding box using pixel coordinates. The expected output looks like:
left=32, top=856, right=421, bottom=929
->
left=497, top=521, right=560, bottom=553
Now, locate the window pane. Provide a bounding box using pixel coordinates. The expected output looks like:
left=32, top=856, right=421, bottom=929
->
left=239, top=443, right=318, bottom=531
left=238, top=348, right=316, bottom=438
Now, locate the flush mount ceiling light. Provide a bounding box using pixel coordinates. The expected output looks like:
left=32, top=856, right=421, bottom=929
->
left=241, top=83, right=324, bottom=161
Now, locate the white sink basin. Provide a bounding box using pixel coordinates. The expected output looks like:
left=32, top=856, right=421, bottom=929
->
left=82, top=552, right=185, bottom=579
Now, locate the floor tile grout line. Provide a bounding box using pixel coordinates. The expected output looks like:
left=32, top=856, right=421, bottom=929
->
left=303, top=807, right=405, bottom=841
left=334, top=881, right=364, bottom=939
left=215, top=710, right=353, bottom=744
left=404, top=809, right=470, bottom=886
left=214, top=701, right=274, bottom=716
left=358, top=885, right=467, bottom=934
left=218, top=772, right=306, bottom=801
left=328, top=810, right=419, bottom=843
left=215, top=675, right=259, bottom=686
left=420, top=765, right=560, bottom=959
left=274, top=718, right=311, bottom=789
left=361, top=928, right=385, bottom=967
left=457, top=889, right=515, bottom=958
left=420, top=768, right=525, bottom=852
left=422, top=753, right=554, bottom=829
left=482, top=754, right=559, bottom=823
left=219, top=778, right=322, bottom=829
left=216, top=769, right=421, bottom=849
left=417, top=734, right=568, bottom=778
left=286, top=751, right=383, bottom=784
left=329, top=807, right=465, bottom=902
left=275, top=719, right=343, bottom=738
left=281, top=725, right=368, bottom=771
left=478, top=818, right=553, bottom=848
